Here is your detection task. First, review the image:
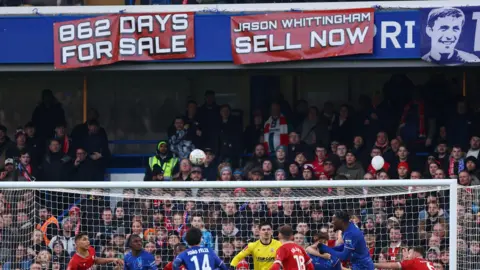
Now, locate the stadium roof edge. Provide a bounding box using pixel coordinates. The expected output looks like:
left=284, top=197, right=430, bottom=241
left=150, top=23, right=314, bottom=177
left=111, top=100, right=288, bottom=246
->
left=0, top=0, right=477, bottom=15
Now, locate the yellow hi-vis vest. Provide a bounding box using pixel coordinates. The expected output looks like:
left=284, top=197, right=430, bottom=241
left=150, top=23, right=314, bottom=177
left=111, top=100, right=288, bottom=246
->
left=148, top=156, right=178, bottom=179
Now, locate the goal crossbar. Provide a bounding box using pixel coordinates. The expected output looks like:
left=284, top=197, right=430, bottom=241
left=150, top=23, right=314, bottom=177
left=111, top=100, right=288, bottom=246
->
left=0, top=179, right=458, bottom=189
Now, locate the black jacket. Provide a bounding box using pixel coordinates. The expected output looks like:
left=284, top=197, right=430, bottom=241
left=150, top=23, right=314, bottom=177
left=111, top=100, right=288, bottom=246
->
left=70, top=158, right=104, bottom=182
left=31, top=102, right=66, bottom=141
left=40, top=151, right=71, bottom=181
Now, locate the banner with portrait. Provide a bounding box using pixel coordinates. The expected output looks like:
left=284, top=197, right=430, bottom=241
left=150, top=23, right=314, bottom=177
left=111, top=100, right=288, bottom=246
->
left=421, top=7, right=480, bottom=66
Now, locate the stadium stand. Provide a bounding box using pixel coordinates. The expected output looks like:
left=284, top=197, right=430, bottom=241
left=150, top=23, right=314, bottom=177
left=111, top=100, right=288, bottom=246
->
left=0, top=73, right=476, bottom=270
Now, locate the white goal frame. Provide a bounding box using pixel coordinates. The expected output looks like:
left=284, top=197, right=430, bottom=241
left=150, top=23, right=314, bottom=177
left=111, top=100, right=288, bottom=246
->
left=0, top=179, right=458, bottom=270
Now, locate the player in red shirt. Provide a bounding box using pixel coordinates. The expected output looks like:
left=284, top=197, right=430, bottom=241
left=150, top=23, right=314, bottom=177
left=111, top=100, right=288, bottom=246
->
left=374, top=247, right=436, bottom=270
left=164, top=243, right=186, bottom=270
left=270, top=225, right=314, bottom=270
left=67, top=232, right=123, bottom=270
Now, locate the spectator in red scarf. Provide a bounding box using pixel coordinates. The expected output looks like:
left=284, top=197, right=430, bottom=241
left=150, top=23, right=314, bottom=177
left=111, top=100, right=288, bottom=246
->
left=54, top=122, right=71, bottom=156
left=18, top=150, right=38, bottom=181
left=448, top=145, right=465, bottom=178
left=381, top=226, right=407, bottom=262
left=373, top=131, right=392, bottom=154
left=398, top=90, right=436, bottom=152
left=67, top=206, right=83, bottom=235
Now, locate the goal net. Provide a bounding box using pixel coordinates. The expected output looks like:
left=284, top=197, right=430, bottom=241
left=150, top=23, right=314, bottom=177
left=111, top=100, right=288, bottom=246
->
left=0, top=180, right=458, bottom=270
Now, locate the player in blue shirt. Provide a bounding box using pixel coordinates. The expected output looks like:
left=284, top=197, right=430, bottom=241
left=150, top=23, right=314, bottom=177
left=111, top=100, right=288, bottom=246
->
left=173, top=227, right=228, bottom=270
left=306, top=232, right=342, bottom=270
left=124, top=234, right=157, bottom=270
left=319, top=211, right=374, bottom=270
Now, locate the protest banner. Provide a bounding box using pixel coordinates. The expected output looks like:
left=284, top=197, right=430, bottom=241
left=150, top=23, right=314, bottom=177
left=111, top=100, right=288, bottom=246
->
left=54, top=13, right=195, bottom=69
left=231, top=9, right=374, bottom=64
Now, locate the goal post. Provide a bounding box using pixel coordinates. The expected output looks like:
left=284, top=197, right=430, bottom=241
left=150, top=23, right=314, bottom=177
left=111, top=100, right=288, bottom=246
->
left=0, top=180, right=457, bottom=270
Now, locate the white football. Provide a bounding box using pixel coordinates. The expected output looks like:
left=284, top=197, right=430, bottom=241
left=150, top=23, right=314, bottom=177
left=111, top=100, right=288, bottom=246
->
left=189, top=149, right=206, bottom=165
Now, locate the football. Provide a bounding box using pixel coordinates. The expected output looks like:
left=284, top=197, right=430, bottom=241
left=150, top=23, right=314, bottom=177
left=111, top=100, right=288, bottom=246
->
left=189, top=149, right=206, bottom=165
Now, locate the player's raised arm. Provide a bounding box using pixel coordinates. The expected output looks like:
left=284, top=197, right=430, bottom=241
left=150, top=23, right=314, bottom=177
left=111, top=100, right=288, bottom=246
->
left=319, top=212, right=354, bottom=261
left=95, top=257, right=124, bottom=266
left=373, top=262, right=402, bottom=269
left=172, top=255, right=184, bottom=270
left=213, top=251, right=228, bottom=270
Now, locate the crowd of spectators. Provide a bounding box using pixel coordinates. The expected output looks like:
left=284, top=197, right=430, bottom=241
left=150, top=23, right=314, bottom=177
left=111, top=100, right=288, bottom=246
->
left=0, top=74, right=478, bottom=270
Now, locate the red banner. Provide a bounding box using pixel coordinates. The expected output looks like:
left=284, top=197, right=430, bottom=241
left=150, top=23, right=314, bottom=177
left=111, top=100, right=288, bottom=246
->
left=231, top=9, right=374, bottom=65
left=54, top=13, right=195, bottom=69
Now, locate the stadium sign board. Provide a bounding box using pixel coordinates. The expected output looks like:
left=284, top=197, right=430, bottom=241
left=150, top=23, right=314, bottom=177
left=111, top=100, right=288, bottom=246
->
left=0, top=10, right=419, bottom=65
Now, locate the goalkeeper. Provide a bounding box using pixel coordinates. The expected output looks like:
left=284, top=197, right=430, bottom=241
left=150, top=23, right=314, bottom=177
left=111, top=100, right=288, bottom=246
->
left=318, top=211, right=374, bottom=270
left=230, top=221, right=281, bottom=270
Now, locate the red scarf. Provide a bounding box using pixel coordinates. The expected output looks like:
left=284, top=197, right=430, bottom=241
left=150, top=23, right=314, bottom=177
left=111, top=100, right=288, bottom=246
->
left=22, top=164, right=32, bottom=181
left=448, top=157, right=465, bottom=177
left=69, top=207, right=82, bottom=235
left=62, top=135, right=70, bottom=154
left=374, top=141, right=389, bottom=153
left=400, top=100, right=426, bottom=137
left=56, top=135, right=70, bottom=154
left=387, top=247, right=400, bottom=262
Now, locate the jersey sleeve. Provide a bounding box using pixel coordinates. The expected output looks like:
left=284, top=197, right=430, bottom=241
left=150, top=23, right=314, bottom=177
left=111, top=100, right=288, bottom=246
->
left=400, top=259, right=415, bottom=269
left=212, top=251, right=228, bottom=270
left=343, top=232, right=358, bottom=250
left=148, top=255, right=157, bottom=270
left=172, top=254, right=184, bottom=270
left=302, top=248, right=312, bottom=266
left=230, top=243, right=253, bottom=266
left=273, top=246, right=287, bottom=267
left=163, top=262, right=172, bottom=270
left=319, top=243, right=352, bottom=261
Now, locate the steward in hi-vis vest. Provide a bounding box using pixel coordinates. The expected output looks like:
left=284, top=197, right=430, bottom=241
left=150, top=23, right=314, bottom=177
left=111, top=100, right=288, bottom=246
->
left=144, top=140, right=179, bottom=181
left=36, top=205, right=59, bottom=246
